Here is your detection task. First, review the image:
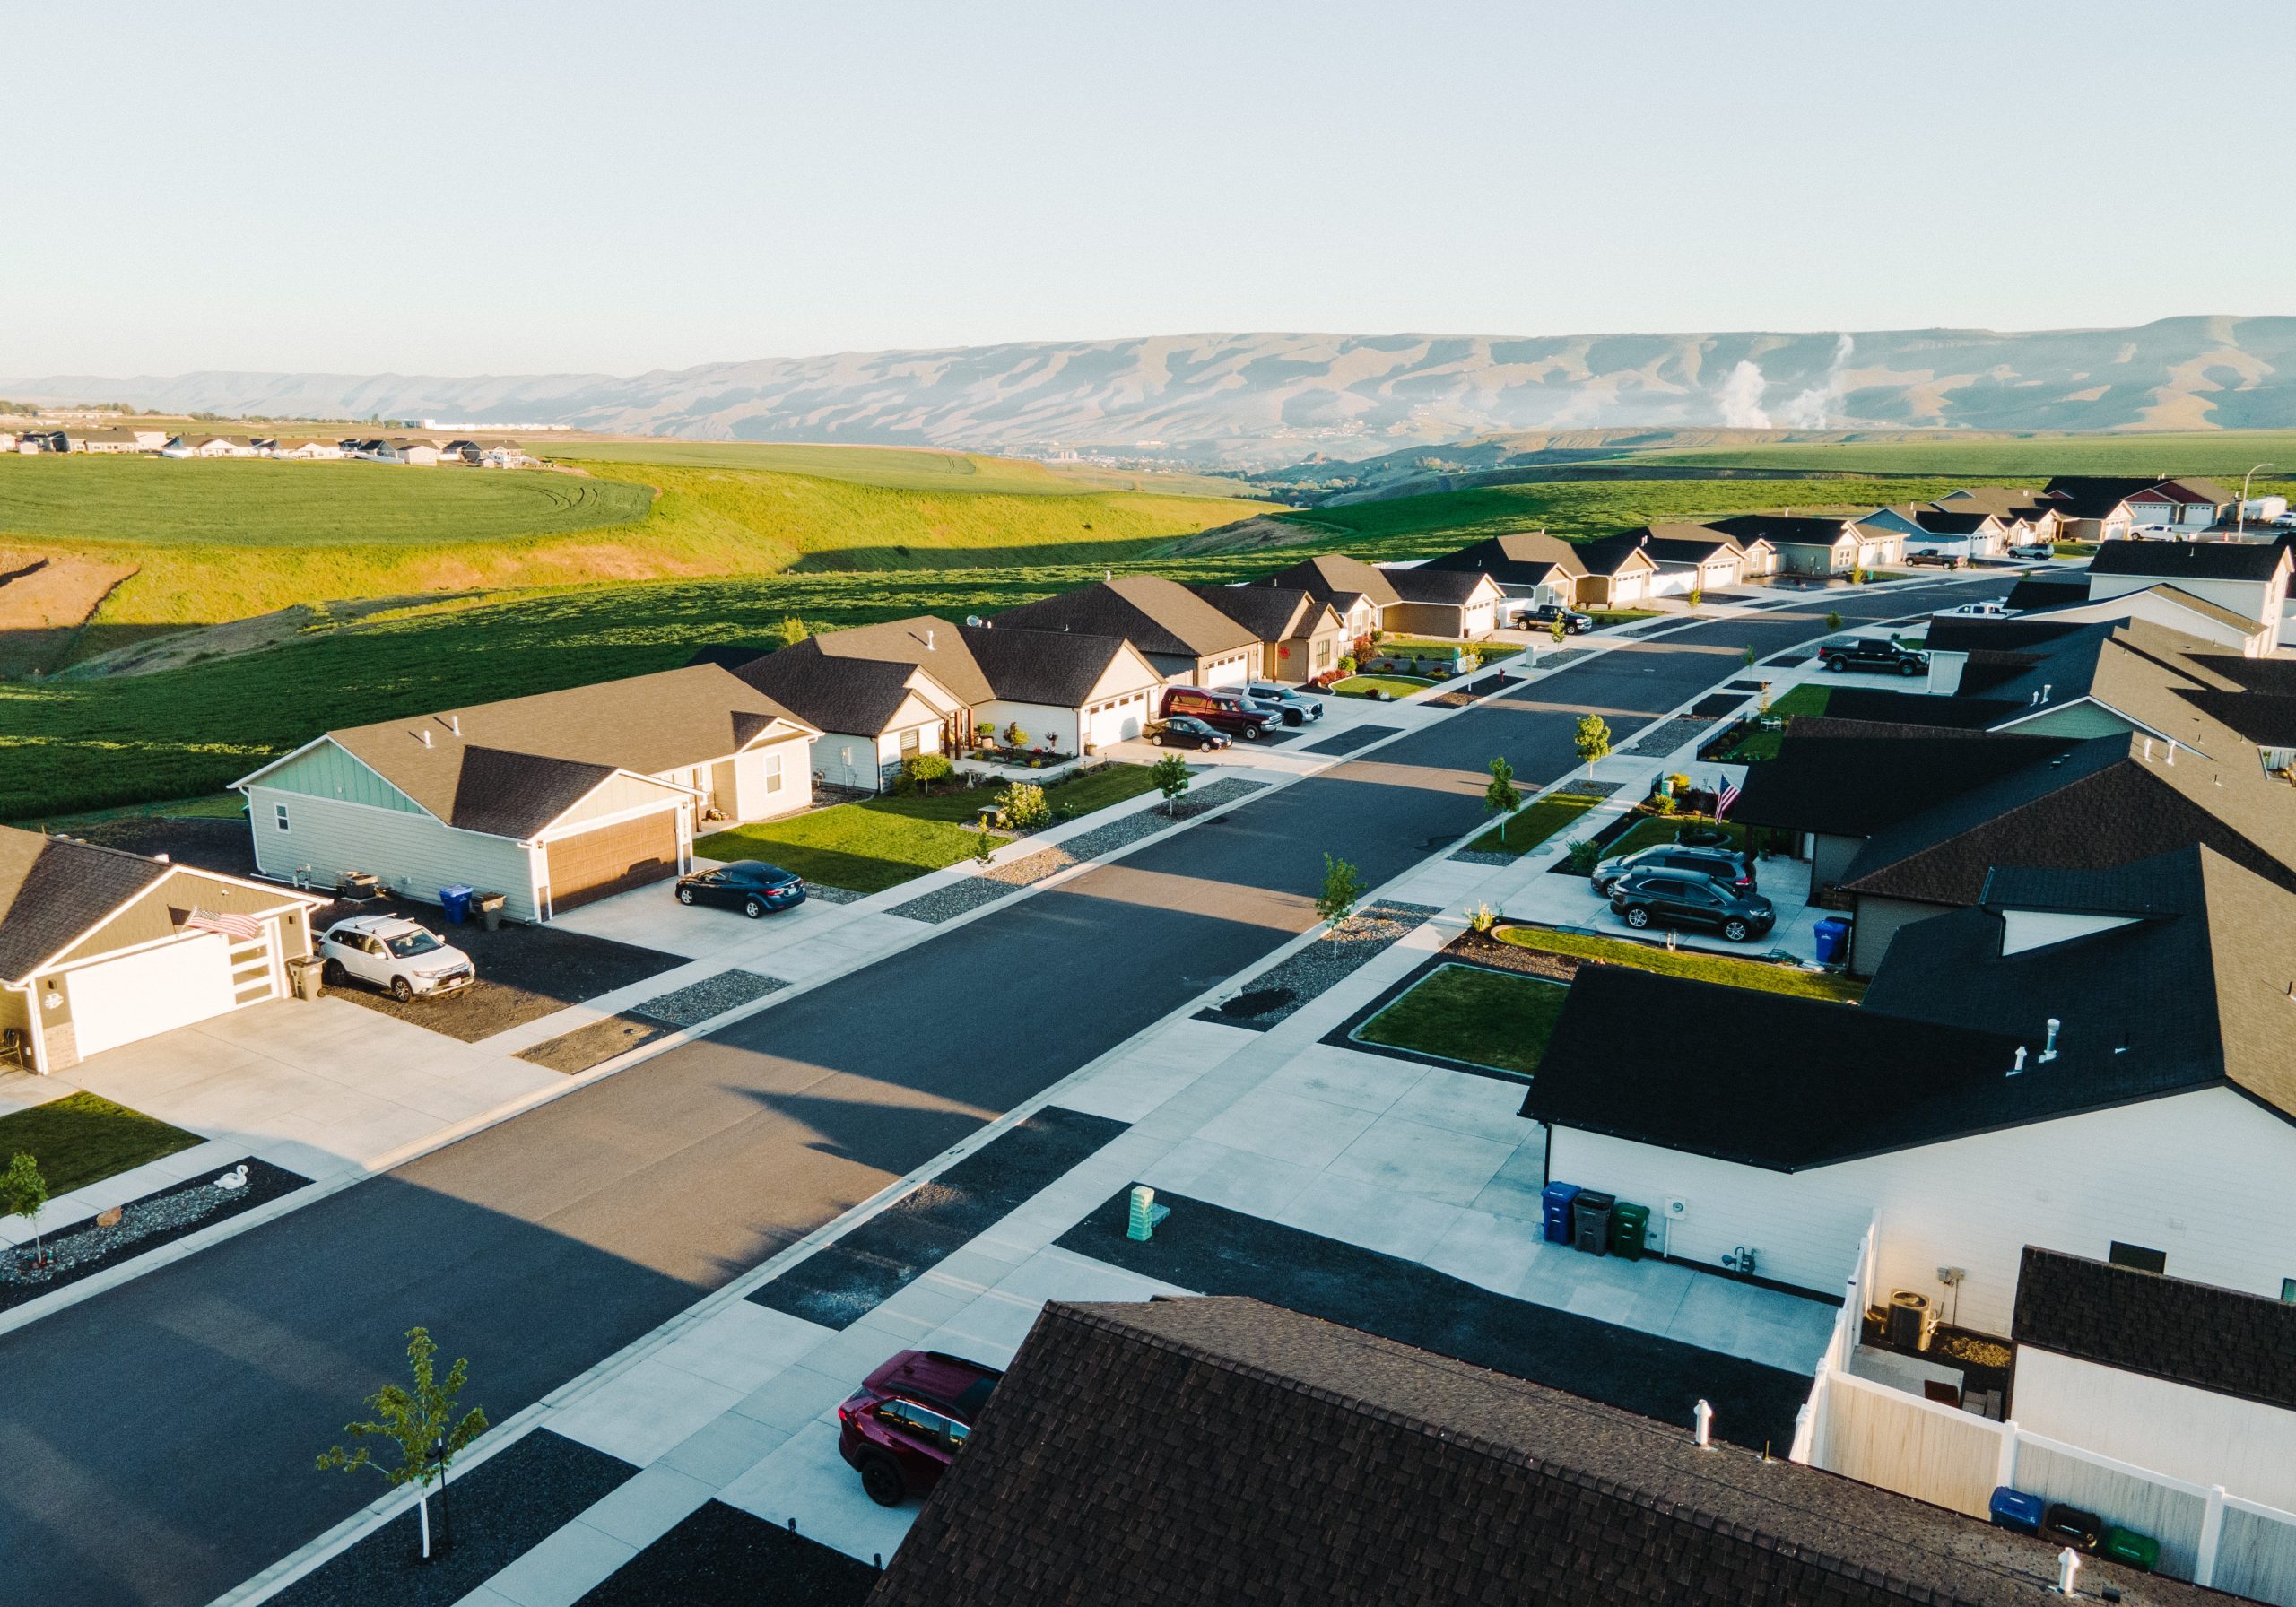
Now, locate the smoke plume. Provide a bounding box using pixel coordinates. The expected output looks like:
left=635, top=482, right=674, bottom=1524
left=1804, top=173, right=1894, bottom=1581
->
left=1779, top=334, right=1855, bottom=429
left=1715, top=361, right=1770, bottom=428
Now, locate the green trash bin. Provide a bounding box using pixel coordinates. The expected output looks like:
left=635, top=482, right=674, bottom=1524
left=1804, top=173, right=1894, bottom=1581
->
left=2103, top=1526, right=2159, bottom=1573
left=1612, top=1201, right=1651, bottom=1261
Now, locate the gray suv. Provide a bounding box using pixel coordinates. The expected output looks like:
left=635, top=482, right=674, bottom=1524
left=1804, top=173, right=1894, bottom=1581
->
left=1590, top=843, right=1756, bottom=898
left=1244, top=682, right=1324, bottom=724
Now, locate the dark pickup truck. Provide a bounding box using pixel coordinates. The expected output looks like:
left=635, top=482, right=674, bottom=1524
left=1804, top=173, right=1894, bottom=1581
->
left=1817, top=637, right=1930, bottom=676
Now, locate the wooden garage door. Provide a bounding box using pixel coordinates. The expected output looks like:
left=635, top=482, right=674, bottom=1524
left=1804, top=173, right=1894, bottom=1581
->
left=545, top=811, right=680, bottom=914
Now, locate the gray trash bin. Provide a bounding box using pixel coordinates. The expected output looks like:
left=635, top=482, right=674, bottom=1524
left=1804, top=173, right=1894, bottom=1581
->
left=288, top=956, right=326, bottom=1002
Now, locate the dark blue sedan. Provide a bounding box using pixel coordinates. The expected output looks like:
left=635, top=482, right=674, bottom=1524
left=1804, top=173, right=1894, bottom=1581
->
left=675, top=859, right=807, bottom=917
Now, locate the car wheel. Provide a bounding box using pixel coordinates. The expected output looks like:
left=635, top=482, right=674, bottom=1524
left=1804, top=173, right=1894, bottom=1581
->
left=677, top=887, right=695, bottom=905
left=1722, top=918, right=1751, bottom=942
left=390, top=977, right=414, bottom=1003
left=320, top=959, right=345, bottom=987
left=744, top=898, right=765, bottom=919
left=1623, top=907, right=1650, bottom=929
left=1152, top=734, right=1165, bottom=746
left=1900, top=662, right=1921, bottom=676
left=1825, top=656, right=1847, bottom=672
left=858, top=1454, right=907, bottom=1507
left=1244, top=727, right=1261, bottom=741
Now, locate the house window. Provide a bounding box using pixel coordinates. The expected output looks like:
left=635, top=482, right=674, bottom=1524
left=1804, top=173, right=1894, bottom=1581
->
left=1314, top=638, right=1333, bottom=671
left=2282, top=1279, right=2296, bottom=1305
left=900, top=727, right=921, bottom=759
left=764, top=751, right=784, bottom=794
left=2109, top=1241, right=2167, bottom=1275
left=274, top=802, right=291, bottom=830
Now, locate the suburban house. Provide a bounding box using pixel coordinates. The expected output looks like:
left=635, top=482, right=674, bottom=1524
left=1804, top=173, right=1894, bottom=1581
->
left=1581, top=525, right=1767, bottom=596
left=1187, top=584, right=1346, bottom=683
left=170, top=433, right=261, bottom=457
left=723, top=614, right=1163, bottom=788
left=1521, top=843, right=2296, bottom=1341
left=0, top=826, right=327, bottom=1075
left=1983, top=573, right=2276, bottom=657
left=274, top=438, right=345, bottom=460
left=868, top=1296, right=2220, bottom=1607
left=1259, top=552, right=1501, bottom=639
left=2126, top=477, right=2236, bottom=531
left=1262, top=553, right=1395, bottom=639
left=1932, top=485, right=2066, bottom=545
left=2038, top=476, right=2156, bottom=542
left=342, top=437, right=444, bottom=466
left=994, top=575, right=1264, bottom=688
left=232, top=665, right=819, bottom=921
left=2085, top=538, right=2290, bottom=651
left=1705, top=512, right=1902, bottom=575
left=1418, top=529, right=1588, bottom=606
left=70, top=426, right=147, bottom=454
left=1858, top=504, right=2009, bottom=559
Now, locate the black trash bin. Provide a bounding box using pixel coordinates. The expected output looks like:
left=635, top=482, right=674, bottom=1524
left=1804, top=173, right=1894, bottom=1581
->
left=1572, top=1191, right=1616, bottom=1255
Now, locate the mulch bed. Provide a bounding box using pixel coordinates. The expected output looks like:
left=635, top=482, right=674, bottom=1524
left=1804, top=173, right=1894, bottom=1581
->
left=1194, top=901, right=1439, bottom=1032
left=516, top=1013, right=672, bottom=1074
left=0, top=1155, right=309, bottom=1315
left=266, top=1430, right=636, bottom=1607
left=57, top=814, right=259, bottom=876
left=1441, top=928, right=1581, bottom=983
left=575, top=1499, right=880, bottom=1605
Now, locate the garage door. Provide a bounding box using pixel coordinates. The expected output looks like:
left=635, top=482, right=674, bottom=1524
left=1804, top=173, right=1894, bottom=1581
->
left=65, top=935, right=237, bottom=1059
left=545, top=810, right=680, bottom=914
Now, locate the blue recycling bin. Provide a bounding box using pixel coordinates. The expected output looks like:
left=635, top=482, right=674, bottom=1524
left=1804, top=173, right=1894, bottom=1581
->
left=1989, top=1487, right=2045, bottom=1534
left=1813, top=916, right=1850, bottom=965
left=439, top=884, right=476, bottom=925
left=1541, top=1182, right=1582, bottom=1245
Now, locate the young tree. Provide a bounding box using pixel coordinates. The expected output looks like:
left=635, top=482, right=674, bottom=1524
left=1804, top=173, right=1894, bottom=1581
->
left=2, top=1151, right=48, bottom=1266
left=318, top=1328, right=488, bottom=1563
left=1150, top=754, right=1192, bottom=814
left=1317, top=854, right=1365, bottom=928
left=773, top=614, right=811, bottom=649
left=1004, top=720, right=1028, bottom=750
left=1742, top=646, right=1757, bottom=667
left=1483, top=756, right=1522, bottom=844
left=974, top=827, right=997, bottom=867
left=1687, top=587, right=1704, bottom=608
left=1573, top=713, right=1612, bottom=780
left=1825, top=610, right=1843, bottom=631
left=1549, top=615, right=1568, bottom=646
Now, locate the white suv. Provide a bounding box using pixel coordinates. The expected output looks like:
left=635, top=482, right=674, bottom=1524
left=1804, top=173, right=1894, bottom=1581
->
left=318, top=916, right=476, bottom=1002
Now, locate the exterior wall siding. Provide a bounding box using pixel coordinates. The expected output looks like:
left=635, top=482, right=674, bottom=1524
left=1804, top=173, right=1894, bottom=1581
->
left=2012, top=1348, right=2296, bottom=1516
left=1547, top=1087, right=2296, bottom=1337
left=979, top=699, right=1081, bottom=757
left=250, top=741, right=425, bottom=813
left=1996, top=699, right=2140, bottom=741
left=48, top=873, right=313, bottom=969
left=1847, top=893, right=1950, bottom=976
left=552, top=770, right=688, bottom=831
left=248, top=784, right=541, bottom=920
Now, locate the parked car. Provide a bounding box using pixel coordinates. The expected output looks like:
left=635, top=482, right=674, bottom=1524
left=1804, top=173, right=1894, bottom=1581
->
left=317, top=915, right=475, bottom=1002
left=1935, top=600, right=2015, bottom=620
left=1514, top=602, right=1593, bottom=633
left=1243, top=682, right=1324, bottom=724
left=1816, top=637, right=1929, bottom=676
left=1907, top=551, right=1966, bottom=569
left=1160, top=685, right=1279, bottom=740
left=1607, top=872, right=1777, bottom=943
left=674, top=859, right=806, bottom=917
left=2011, top=541, right=2057, bottom=558
left=838, top=1350, right=1005, bottom=1506
left=1590, top=843, right=1756, bottom=898
left=1146, top=716, right=1231, bottom=750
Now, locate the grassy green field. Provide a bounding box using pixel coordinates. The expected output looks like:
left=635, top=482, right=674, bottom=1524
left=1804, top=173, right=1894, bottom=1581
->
left=543, top=439, right=1256, bottom=499
left=1354, top=963, right=1565, bottom=1076
left=1621, top=431, right=2296, bottom=482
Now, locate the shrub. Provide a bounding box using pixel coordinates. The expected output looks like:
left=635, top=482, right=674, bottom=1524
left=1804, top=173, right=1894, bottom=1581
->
left=1687, top=587, right=1704, bottom=607
left=901, top=753, right=953, bottom=791
left=1825, top=610, right=1843, bottom=631
left=1466, top=900, right=1498, bottom=934
left=1336, top=655, right=1357, bottom=677
left=1004, top=721, right=1028, bottom=750
left=1667, top=772, right=1692, bottom=794
left=1562, top=838, right=1602, bottom=874
left=997, top=780, right=1050, bottom=830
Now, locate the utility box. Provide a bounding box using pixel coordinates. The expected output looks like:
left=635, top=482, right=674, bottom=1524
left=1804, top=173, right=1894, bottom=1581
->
left=1572, top=1191, right=1615, bottom=1255
left=1611, top=1201, right=1650, bottom=1261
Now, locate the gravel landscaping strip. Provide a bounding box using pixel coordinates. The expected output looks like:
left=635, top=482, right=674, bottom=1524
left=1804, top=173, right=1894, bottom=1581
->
left=1057, top=1187, right=1815, bottom=1454
left=267, top=1430, right=636, bottom=1607
left=800, top=882, right=865, bottom=905
left=574, top=1499, right=878, bottom=1605
left=631, top=969, right=788, bottom=1027
left=1616, top=716, right=1715, bottom=757
left=1300, top=724, right=1400, bottom=756
left=1447, top=849, right=1516, bottom=867
left=1195, top=899, right=1440, bottom=1032
left=751, top=1106, right=1126, bottom=1329
left=886, top=779, right=1267, bottom=925
left=516, top=1012, right=672, bottom=1074
left=0, top=1156, right=309, bottom=1314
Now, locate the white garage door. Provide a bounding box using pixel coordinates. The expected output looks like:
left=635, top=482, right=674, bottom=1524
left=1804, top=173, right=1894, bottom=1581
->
left=65, top=935, right=238, bottom=1058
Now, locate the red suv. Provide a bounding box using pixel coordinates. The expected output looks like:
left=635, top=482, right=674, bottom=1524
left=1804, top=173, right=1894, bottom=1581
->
left=1160, top=685, right=1279, bottom=741
left=837, top=1350, right=1004, bottom=1506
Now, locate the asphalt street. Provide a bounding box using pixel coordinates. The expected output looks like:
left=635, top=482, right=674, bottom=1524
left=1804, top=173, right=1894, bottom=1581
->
left=0, top=576, right=2007, bottom=1605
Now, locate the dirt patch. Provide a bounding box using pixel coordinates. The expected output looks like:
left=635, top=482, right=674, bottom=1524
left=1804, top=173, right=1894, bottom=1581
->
left=0, top=549, right=142, bottom=676
left=55, top=814, right=259, bottom=874
left=1150, top=514, right=1313, bottom=557
left=516, top=1012, right=671, bottom=1074
left=1444, top=928, right=1582, bottom=983
left=59, top=591, right=487, bottom=681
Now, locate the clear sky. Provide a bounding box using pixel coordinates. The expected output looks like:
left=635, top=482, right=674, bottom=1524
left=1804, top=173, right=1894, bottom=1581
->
left=6, top=0, right=2292, bottom=377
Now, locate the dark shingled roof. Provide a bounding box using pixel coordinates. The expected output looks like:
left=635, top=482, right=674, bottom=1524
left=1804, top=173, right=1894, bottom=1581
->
left=869, top=1296, right=2218, bottom=1607
left=1567, top=531, right=1668, bottom=578
left=1417, top=529, right=1587, bottom=586
left=1187, top=582, right=1326, bottom=642
left=2087, top=540, right=2290, bottom=583
left=2013, top=1247, right=2296, bottom=1413
left=1707, top=512, right=1856, bottom=548
left=732, top=641, right=943, bottom=737
left=445, top=746, right=618, bottom=840
left=0, top=826, right=172, bottom=984
left=1729, top=729, right=2074, bottom=838
left=1383, top=565, right=1500, bottom=605
left=1818, top=688, right=2017, bottom=730
left=1925, top=618, right=2089, bottom=653
left=995, top=576, right=1260, bottom=660
left=1914, top=508, right=1996, bottom=536
left=957, top=622, right=1146, bottom=708
left=1264, top=552, right=1402, bottom=610
left=2041, top=475, right=2161, bottom=517
left=2002, top=576, right=2090, bottom=612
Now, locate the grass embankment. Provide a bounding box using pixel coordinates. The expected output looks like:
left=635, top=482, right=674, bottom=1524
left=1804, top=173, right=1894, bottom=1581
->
left=1495, top=926, right=1864, bottom=1002
left=694, top=763, right=1156, bottom=894
left=0, top=1091, right=204, bottom=1196
left=1465, top=791, right=1604, bottom=857
left=1331, top=675, right=1433, bottom=699
left=1355, top=964, right=1566, bottom=1077
left=1715, top=683, right=1831, bottom=763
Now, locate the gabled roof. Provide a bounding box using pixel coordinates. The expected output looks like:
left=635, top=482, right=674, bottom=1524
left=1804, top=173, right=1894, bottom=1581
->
left=2001, top=574, right=2092, bottom=612
left=1935, top=486, right=2051, bottom=520
left=1565, top=531, right=1666, bottom=578
left=2013, top=1247, right=2296, bottom=1412
left=2087, top=538, right=2290, bottom=583
left=2141, top=477, right=2232, bottom=506
left=1705, top=512, right=1856, bottom=548
left=1729, top=728, right=2074, bottom=838
left=1924, top=618, right=2088, bottom=653
left=2041, top=475, right=2161, bottom=517
left=995, top=576, right=1261, bottom=660
left=282, top=665, right=813, bottom=838
left=1264, top=552, right=1403, bottom=610
left=1912, top=508, right=1998, bottom=536
left=731, top=641, right=947, bottom=737
left=1382, top=565, right=1503, bottom=606
left=958, top=623, right=1154, bottom=707
left=806, top=615, right=994, bottom=704
left=1186, top=583, right=1335, bottom=642
left=1634, top=522, right=1753, bottom=565
left=871, top=1296, right=2212, bottom=1607
left=1417, top=529, right=1587, bottom=586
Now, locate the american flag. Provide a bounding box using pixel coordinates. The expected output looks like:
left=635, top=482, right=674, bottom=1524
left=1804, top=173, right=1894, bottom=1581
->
left=185, top=907, right=262, bottom=941
left=1715, top=778, right=1742, bottom=819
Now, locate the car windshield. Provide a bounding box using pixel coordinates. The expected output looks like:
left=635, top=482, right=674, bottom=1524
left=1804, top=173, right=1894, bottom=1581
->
left=384, top=929, right=443, bottom=958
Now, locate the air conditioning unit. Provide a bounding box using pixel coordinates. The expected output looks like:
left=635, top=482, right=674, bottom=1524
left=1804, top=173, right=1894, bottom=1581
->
left=1886, top=1290, right=1936, bottom=1351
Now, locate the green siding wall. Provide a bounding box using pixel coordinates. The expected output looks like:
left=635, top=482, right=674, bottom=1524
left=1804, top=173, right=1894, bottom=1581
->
left=252, top=742, right=424, bottom=813
left=2004, top=701, right=2137, bottom=741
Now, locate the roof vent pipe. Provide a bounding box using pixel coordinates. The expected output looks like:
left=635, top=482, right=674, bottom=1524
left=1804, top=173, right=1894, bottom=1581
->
left=925, top=630, right=935, bottom=651
left=419, top=729, right=432, bottom=748
left=2144, top=736, right=2154, bottom=761
left=1692, top=1399, right=1714, bottom=1449
left=2167, top=740, right=2178, bottom=766
left=2039, top=1018, right=2061, bottom=1063
left=2057, top=1547, right=2081, bottom=1595
left=447, top=714, right=461, bottom=736
left=2041, top=683, right=2052, bottom=701
left=2010, top=1045, right=2027, bottom=1076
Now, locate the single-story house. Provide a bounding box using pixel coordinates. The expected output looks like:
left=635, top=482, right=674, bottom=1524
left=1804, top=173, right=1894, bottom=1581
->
left=1932, top=485, right=2065, bottom=545
left=274, top=438, right=345, bottom=460
left=1580, top=526, right=1762, bottom=598
left=1417, top=529, right=1589, bottom=607
left=1706, top=513, right=1874, bottom=576
left=70, top=426, right=146, bottom=454
left=1556, top=534, right=1661, bottom=606
left=1987, top=576, right=2277, bottom=657
left=174, top=433, right=260, bottom=457
left=0, top=826, right=327, bottom=1074
left=1521, top=843, right=2296, bottom=1337
left=2086, top=537, right=2290, bottom=651
left=993, top=576, right=1263, bottom=689
left=1262, top=553, right=1398, bottom=640
left=2039, top=476, right=2154, bottom=543
left=1376, top=563, right=1505, bottom=638
left=2011, top=1247, right=2296, bottom=1517
left=233, top=665, right=819, bottom=921
left=867, top=1295, right=2210, bottom=1607
left=725, top=638, right=969, bottom=793
left=1188, top=584, right=1346, bottom=682
left=2127, top=477, right=2234, bottom=531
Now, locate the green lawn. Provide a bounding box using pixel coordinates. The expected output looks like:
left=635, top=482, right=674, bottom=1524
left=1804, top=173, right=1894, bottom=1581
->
left=1354, top=964, right=1567, bottom=1077
left=692, top=763, right=1156, bottom=894
left=1717, top=682, right=1831, bottom=762
left=1495, top=925, right=1865, bottom=1002
left=1589, top=609, right=1661, bottom=627
left=1465, top=791, right=1604, bottom=857
left=0, top=1091, right=204, bottom=1197
left=1332, top=674, right=1434, bottom=699
left=1596, top=813, right=1753, bottom=864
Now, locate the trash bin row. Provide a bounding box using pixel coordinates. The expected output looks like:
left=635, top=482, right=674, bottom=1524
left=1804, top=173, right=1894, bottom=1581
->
left=1990, top=1488, right=2159, bottom=1572
left=1541, top=1183, right=1650, bottom=1261
left=439, top=885, right=508, bottom=930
